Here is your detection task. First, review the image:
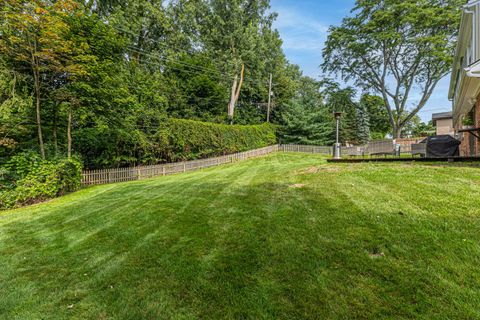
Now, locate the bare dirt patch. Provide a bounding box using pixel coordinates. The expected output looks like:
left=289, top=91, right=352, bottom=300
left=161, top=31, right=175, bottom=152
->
left=304, top=167, right=319, bottom=174
left=369, top=252, right=385, bottom=259
left=289, top=184, right=305, bottom=189
left=296, top=165, right=343, bottom=175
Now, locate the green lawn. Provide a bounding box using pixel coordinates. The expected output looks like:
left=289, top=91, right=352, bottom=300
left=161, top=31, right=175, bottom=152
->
left=1, top=153, right=480, bottom=319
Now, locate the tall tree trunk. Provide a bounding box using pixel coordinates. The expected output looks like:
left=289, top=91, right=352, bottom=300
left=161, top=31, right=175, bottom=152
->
left=53, top=102, right=58, bottom=156
left=33, top=64, right=45, bottom=159
left=228, top=75, right=238, bottom=124
left=67, top=106, right=72, bottom=159
left=393, top=122, right=402, bottom=139
left=227, top=64, right=245, bottom=124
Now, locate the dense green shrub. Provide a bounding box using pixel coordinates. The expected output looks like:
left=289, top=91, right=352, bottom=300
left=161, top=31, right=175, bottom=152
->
left=0, top=156, right=82, bottom=209
left=161, top=119, right=277, bottom=161
left=1, top=151, right=43, bottom=184
left=75, top=119, right=277, bottom=168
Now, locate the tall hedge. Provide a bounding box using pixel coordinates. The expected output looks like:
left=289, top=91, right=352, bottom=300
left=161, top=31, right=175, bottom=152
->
left=75, top=119, right=277, bottom=168
left=160, top=119, right=277, bottom=161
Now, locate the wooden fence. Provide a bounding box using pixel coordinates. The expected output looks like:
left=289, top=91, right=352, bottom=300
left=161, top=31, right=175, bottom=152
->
left=81, top=144, right=333, bottom=186
left=280, top=144, right=333, bottom=154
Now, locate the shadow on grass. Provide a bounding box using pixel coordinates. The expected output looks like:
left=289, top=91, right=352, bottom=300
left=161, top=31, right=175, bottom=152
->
left=1, top=175, right=480, bottom=319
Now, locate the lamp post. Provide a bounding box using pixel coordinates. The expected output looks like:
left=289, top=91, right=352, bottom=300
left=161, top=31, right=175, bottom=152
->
left=333, top=112, right=342, bottom=159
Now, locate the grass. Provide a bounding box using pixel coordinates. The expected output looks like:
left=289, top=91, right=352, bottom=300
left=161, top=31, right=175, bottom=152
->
left=1, top=153, right=480, bottom=319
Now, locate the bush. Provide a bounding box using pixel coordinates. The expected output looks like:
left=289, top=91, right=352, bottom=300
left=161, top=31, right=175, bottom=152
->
left=0, top=157, right=82, bottom=210
left=161, top=119, right=277, bottom=161
left=75, top=119, right=278, bottom=168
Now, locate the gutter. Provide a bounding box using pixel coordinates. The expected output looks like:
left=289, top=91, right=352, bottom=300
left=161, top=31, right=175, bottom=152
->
left=448, top=4, right=478, bottom=99
left=465, top=0, right=480, bottom=8
left=449, top=15, right=469, bottom=99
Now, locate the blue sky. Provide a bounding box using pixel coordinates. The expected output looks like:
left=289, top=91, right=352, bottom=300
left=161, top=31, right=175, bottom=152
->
left=270, top=0, right=452, bottom=122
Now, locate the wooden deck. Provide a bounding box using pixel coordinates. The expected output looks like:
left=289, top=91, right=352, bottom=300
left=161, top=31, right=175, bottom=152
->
left=327, top=156, right=480, bottom=163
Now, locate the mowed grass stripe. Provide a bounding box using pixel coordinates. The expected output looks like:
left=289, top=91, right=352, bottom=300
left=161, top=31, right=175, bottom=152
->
left=1, top=153, right=480, bottom=319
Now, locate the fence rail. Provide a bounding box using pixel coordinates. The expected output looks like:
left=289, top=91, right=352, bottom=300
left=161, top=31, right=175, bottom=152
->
left=280, top=144, right=333, bottom=154
left=81, top=144, right=334, bottom=187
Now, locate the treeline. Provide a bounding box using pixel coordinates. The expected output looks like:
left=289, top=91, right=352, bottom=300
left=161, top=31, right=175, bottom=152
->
left=0, top=0, right=304, bottom=164
left=0, top=0, right=432, bottom=169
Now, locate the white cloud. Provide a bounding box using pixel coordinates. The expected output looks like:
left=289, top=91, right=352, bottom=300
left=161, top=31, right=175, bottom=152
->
left=274, top=7, right=329, bottom=34
left=271, top=2, right=452, bottom=120
left=273, top=6, right=328, bottom=53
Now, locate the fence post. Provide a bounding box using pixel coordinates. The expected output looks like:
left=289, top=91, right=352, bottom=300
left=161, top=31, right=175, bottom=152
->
left=81, top=145, right=328, bottom=187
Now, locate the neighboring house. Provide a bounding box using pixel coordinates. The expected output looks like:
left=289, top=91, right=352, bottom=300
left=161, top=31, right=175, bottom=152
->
left=448, top=0, right=480, bottom=156
left=432, top=112, right=454, bottom=136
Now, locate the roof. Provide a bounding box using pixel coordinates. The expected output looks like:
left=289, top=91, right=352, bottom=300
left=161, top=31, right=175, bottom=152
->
left=432, top=112, right=453, bottom=121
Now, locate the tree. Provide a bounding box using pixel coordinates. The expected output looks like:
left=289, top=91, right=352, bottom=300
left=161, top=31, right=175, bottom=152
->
left=401, top=115, right=435, bottom=137
left=359, top=94, right=391, bottom=138
left=321, top=80, right=358, bottom=144
left=0, top=0, right=304, bottom=167
left=355, top=101, right=370, bottom=144
left=412, top=120, right=435, bottom=137
left=227, top=63, right=244, bottom=124
left=280, top=76, right=332, bottom=145
left=0, top=68, right=32, bottom=159
left=280, top=101, right=332, bottom=145
left=1, top=0, right=91, bottom=158
left=322, top=0, right=464, bottom=138
left=170, top=0, right=290, bottom=124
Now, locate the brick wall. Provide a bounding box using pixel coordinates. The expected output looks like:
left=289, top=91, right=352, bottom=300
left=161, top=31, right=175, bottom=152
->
left=460, top=134, right=469, bottom=156
left=460, top=96, right=480, bottom=156
left=476, top=100, right=480, bottom=155
left=395, top=138, right=424, bottom=153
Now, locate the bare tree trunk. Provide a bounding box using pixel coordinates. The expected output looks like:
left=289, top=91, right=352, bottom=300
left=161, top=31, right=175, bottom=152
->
left=53, top=102, right=58, bottom=156
left=234, top=64, right=245, bottom=103
left=227, top=64, right=245, bottom=124
left=33, top=64, right=45, bottom=159
left=67, top=106, right=72, bottom=159
left=228, top=75, right=238, bottom=124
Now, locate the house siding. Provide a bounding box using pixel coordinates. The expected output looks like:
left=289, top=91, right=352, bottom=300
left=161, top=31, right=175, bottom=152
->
left=435, top=119, right=454, bottom=136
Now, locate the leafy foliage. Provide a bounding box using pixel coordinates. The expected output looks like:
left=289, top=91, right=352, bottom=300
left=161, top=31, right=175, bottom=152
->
left=0, top=156, right=82, bottom=209
left=279, top=101, right=333, bottom=145
left=360, top=94, right=391, bottom=138
left=0, top=0, right=303, bottom=166
left=355, top=101, right=370, bottom=145
left=321, top=81, right=360, bottom=144
left=74, top=118, right=277, bottom=168
left=402, top=116, right=435, bottom=137
left=279, top=77, right=333, bottom=145
left=322, top=0, right=464, bottom=137
left=163, top=119, right=277, bottom=161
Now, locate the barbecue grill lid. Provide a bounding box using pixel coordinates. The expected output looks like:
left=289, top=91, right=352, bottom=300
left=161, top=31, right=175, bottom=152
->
left=424, top=135, right=461, bottom=157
